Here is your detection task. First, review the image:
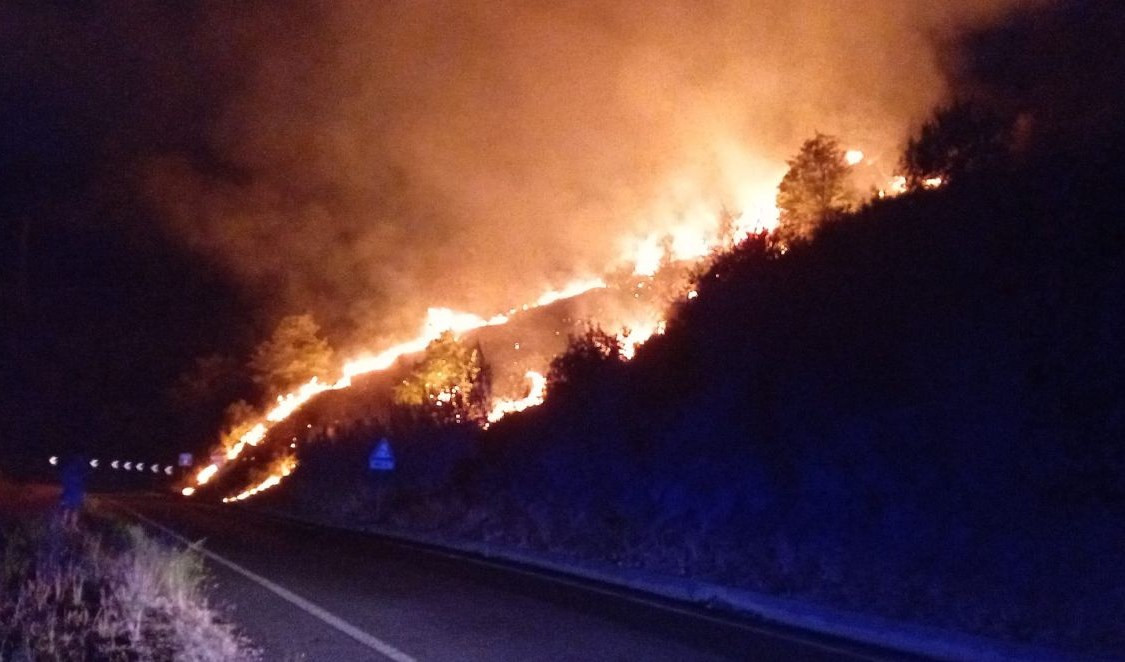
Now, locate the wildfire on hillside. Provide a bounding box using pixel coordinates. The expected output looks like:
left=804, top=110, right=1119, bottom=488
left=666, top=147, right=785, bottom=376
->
left=191, top=279, right=610, bottom=495
left=191, top=266, right=684, bottom=500
left=190, top=161, right=932, bottom=503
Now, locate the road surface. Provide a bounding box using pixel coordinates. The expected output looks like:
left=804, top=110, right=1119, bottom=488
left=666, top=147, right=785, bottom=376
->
left=99, top=494, right=907, bottom=661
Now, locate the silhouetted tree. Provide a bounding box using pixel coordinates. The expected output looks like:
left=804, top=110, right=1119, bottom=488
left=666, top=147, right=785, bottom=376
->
left=775, top=133, right=855, bottom=243
left=547, top=325, right=623, bottom=395
left=900, top=101, right=1011, bottom=190
left=248, top=314, right=335, bottom=396
left=168, top=353, right=243, bottom=411
left=167, top=352, right=251, bottom=443
left=393, top=332, right=491, bottom=425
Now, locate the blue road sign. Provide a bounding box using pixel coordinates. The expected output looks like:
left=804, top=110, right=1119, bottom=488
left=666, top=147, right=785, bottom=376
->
left=369, top=438, right=395, bottom=472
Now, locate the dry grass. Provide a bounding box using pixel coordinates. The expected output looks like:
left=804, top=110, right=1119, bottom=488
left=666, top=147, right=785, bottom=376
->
left=0, top=514, right=258, bottom=661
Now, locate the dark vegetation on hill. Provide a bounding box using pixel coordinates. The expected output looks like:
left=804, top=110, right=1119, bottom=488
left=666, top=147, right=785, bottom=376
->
left=269, top=130, right=1124, bottom=654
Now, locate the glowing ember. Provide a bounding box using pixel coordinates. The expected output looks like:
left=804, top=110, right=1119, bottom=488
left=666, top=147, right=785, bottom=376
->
left=486, top=371, right=548, bottom=424
left=923, top=176, right=944, bottom=189
left=181, top=487, right=196, bottom=497
left=845, top=149, right=864, bottom=165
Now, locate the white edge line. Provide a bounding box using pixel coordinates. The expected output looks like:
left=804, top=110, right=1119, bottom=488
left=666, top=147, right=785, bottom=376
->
left=114, top=503, right=416, bottom=662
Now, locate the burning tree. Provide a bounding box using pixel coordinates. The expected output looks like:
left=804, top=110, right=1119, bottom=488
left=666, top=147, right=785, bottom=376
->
left=775, top=132, right=856, bottom=243
left=247, top=314, right=335, bottom=397
left=393, top=331, right=492, bottom=425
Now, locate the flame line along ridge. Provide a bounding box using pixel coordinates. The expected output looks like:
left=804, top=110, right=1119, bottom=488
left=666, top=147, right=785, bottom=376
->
left=204, top=166, right=930, bottom=502
left=191, top=279, right=608, bottom=495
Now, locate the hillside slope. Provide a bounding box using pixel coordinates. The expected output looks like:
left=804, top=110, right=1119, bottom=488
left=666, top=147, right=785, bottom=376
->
left=266, top=136, right=1125, bottom=656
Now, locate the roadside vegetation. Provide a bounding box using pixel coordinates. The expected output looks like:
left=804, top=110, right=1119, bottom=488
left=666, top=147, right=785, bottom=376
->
left=0, top=513, right=257, bottom=661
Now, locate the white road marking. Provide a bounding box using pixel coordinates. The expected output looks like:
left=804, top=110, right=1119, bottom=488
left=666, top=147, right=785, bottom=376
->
left=117, top=504, right=417, bottom=662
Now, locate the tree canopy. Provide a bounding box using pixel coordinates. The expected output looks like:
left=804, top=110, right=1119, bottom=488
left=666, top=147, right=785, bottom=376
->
left=393, top=332, right=491, bottom=425
left=247, top=314, right=335, bottom=397
left=775, top=133, right=855, bottom=243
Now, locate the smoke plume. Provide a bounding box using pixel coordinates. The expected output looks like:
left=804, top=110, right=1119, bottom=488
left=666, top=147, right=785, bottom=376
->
left=142, top=0, right=1042, bottom=349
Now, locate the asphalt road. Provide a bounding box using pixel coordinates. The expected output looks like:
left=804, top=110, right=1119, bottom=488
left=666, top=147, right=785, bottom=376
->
left=100, top=494, right=907, bottom=662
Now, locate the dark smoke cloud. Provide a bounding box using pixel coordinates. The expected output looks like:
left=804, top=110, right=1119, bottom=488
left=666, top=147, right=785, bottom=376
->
left=138, top=0, right=1044, bottom=350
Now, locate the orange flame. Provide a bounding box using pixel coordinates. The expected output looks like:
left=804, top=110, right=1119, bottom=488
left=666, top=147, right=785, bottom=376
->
left=619, top=319, right=666, bottom=360
left=535, top=279, right=607, bottom=307
left=486, top=371, right=548, bottom=425
left=222, top=455, right=297, bottom=503
left=195, top=463, right=219, bottom=485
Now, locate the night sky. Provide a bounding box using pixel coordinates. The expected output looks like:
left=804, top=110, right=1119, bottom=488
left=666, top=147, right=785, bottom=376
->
left=0, top=3, right=252, bottom=462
